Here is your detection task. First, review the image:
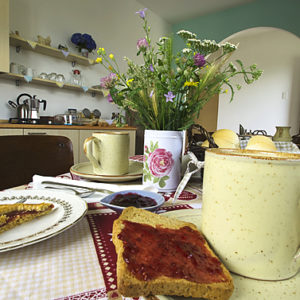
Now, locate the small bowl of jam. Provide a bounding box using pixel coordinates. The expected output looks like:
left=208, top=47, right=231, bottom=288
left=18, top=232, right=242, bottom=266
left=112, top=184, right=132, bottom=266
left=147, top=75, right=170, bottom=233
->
left=100, top=190, right=164, bottom=213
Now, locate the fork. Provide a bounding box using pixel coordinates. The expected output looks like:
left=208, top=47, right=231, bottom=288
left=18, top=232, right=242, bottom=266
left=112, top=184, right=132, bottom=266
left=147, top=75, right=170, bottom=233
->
left=44, top=186, right=95, bottom=198
left=41, top=181, right=113, bottom=195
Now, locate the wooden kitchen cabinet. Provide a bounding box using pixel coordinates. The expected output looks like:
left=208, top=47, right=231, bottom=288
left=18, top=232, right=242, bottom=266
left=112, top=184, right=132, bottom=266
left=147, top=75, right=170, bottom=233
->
left=0, top=125, right=137, bottom=165
left=78, top=129, right=136, bottom=163
left=23, top=129, right=79, bottom=164
left=0, top=0, right=9, bottom=73
left=0, top=128, right=23, bottom=135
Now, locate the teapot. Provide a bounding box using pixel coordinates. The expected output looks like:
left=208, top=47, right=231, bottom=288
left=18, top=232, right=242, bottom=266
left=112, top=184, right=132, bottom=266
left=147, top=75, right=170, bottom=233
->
left=16, top=93, right=47, bottom=120
left=16, top=93, right=31, bottom=120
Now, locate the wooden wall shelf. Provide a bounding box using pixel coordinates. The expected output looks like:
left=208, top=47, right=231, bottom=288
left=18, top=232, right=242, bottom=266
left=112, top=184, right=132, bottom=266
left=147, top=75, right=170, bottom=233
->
left=10, top=34, right=96, bottom=66
left=0, top=72, right=103, bottom=96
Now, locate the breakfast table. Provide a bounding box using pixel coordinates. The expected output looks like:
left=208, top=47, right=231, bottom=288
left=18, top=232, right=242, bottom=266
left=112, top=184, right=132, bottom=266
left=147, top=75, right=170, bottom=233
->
left=0, top=173, right=299, bottom=300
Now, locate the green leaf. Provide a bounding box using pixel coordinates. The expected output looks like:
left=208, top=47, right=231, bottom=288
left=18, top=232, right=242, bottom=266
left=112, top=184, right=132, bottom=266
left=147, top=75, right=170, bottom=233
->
left=143, top=173, right=152, bottom=182
left=162, top=176, right=169, bottom=181
left=153, top=177, right=159, bottom=183
left=159, top=178, right=166, bottom=188
left=150, top=141, right=155, bottom=152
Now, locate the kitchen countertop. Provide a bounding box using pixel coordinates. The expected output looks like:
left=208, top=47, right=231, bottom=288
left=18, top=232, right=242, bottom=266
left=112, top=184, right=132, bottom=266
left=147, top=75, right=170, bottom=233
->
left=0, top=122, right=137, bottom=130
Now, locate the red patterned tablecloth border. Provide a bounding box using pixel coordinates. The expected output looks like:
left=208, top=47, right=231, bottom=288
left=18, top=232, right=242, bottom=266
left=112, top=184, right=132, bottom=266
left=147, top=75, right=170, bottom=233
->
left=55, top=287, right=107, bottom=300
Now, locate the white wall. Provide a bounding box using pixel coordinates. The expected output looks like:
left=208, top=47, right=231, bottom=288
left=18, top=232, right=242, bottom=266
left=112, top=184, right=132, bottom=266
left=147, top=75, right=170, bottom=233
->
left=218, top=27, right=300, bottom=136
left=1, top=0, right=171, bottom=120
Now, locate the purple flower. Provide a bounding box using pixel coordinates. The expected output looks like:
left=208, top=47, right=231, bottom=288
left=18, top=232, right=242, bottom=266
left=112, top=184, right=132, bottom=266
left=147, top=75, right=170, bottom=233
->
left=137, top=38, right=149, bottom=50
left=136, top=8, right=147, bottom=19
left=107, top=93, right=113, bottom=103
left=150, top=90, right=154, bottom=98
left=100, top=73, right=117, bottom=89
left=149, top=64, right=154, bottom=72
left=194, top=53, right=206, bottom=67
left=164, top=91, right=175, bottom=103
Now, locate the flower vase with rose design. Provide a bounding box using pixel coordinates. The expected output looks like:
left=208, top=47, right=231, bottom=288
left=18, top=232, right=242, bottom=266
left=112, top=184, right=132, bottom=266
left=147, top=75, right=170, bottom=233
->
left=143, top=130, right=184, bottom=192
left=96, top=8, right=262, bottom=192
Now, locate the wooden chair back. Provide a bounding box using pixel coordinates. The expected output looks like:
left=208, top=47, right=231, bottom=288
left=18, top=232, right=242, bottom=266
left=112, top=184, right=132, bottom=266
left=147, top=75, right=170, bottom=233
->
left=0, top=135, right=74, bottom=190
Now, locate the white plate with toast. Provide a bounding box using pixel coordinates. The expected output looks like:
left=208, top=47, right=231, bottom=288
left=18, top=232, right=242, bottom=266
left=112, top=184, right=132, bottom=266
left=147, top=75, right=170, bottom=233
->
left=0, top=189, right=87, bottom=252
left=161, top=209, right=300, bottom=300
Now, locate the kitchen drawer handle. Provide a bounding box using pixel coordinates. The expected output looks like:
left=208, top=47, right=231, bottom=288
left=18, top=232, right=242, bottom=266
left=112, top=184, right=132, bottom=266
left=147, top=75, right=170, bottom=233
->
left=27, top=132, right=47, bottom=135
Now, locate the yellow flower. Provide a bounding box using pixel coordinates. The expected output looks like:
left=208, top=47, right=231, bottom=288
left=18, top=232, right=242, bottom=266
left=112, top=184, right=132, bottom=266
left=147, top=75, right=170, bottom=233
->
left=126, top=78, right=134, bottom=86
left=108, top=66, right=113, bottom=71
left=184, top=81, right=199, bottom=87
left=95, top=57, right=102, bottom=63
left=109, top=54, right=114, bottom=60
left=224, top=89, right=228, bottom=93
left=97, top=47, right=106, bottom=55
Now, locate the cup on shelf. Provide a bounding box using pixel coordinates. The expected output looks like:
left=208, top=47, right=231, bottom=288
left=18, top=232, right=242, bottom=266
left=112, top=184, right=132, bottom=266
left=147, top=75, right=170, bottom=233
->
left=38, top=72, right=48, bottom=80
left=25, top=67, right=35, bottom=77
left=56, top=74, right=65, bottom=83
left=18, top=64, right=26, bottom=75
left=47, top=72, right=57, bottom=81
left=10, top=62, right=19, bottom=74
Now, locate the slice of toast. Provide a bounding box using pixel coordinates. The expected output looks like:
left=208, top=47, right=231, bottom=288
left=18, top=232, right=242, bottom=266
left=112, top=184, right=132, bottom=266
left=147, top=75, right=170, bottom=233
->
left=112, top=207, right=234, bottom=299
left=0, top=203, right=54, bottom=234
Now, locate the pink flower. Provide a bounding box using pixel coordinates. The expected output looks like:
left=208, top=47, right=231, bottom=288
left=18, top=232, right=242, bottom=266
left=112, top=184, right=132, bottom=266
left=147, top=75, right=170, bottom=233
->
left=137, top=38, right=149, bottom=50
left=107, top=93, right=113, bottom=103
left=100, top=73, right=117, bottom=89
left=148, top=148, right=174, bottom=177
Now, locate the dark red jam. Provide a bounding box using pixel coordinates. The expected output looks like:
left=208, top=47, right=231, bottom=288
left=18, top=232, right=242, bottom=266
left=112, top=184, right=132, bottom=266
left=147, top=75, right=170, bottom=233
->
left=118, top=220, right=227, bottom=283
left=110, top=193, right=157, bottom=208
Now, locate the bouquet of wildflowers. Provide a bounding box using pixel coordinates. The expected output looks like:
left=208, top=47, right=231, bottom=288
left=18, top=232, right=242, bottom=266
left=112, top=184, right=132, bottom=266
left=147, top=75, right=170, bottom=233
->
left=71, top=33, right=97, bottom=52
left=96, top=8, right=262, bottom=130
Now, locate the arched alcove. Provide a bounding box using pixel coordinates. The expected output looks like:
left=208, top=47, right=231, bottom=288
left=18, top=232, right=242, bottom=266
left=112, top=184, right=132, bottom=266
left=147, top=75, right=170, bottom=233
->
left=217, top=27, right=300, bottom=136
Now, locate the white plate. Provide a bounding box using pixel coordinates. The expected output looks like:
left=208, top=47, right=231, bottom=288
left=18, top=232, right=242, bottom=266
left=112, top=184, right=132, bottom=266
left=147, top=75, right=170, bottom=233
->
left=161, top=209, right=300, bottom=300
left=0, top=189, right=87, bottom=252
left=70, top=161, right=143, bottom=182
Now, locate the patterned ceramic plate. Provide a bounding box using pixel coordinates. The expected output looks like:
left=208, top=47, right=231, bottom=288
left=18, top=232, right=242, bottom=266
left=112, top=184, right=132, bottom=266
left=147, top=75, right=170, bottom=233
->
left=0, top=190, right=87, bottom=252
